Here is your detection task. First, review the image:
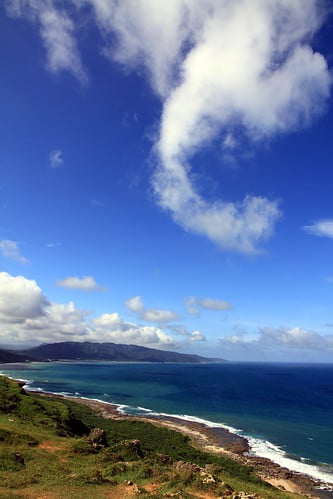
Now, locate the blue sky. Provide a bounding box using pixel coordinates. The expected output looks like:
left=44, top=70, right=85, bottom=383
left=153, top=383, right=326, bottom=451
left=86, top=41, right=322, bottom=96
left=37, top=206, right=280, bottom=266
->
left=1, top=0, right=333, bottom=361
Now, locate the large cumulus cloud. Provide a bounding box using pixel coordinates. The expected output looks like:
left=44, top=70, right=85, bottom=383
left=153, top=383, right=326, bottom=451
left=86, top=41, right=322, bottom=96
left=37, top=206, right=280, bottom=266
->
left=0, top=272, right=201, bottom=348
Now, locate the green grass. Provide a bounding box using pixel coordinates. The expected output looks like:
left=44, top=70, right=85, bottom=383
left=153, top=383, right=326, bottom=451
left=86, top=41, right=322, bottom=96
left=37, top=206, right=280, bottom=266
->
left=0, top=376, right=300, bottom=498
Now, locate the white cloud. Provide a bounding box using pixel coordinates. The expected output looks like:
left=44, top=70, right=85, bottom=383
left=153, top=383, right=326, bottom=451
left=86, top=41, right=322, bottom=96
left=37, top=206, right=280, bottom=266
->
left=49, top=149, right=64, bottom=168
left=6, top=0, right=331, bottom=252
left=166, top=323, right=206, bottom=343
left=46, top=242, right=60, bottom=248
left=25, top=301, right=89, bottom=338
left=0, top=272, right=178, bottom=348
left=0, top=272, right=48, bottom=323
left=259, top=326, right=333, bottom=349
left=198, top=297, right=232, bottom=311
left=6, top=0, right=87, bottom=83
left=92, top=313, right=175, bottom=347
left=304, top=219, right=333, bottom=239
left=221, top=334, right=245, bottom=345
left=57, top=275, right=108, bottom=292
left=189, top=330, right=206, bottom=342
left=186, top=295, right=232, bottom=315
left=125, top=295, right=144, bottom=314
left=125, top=295, right=179, bottom=323
left=220, top=326, right=333, bottom=351
left=85, top=0, right=329, bottom=252
left=0, top=240, right=29, bottom=264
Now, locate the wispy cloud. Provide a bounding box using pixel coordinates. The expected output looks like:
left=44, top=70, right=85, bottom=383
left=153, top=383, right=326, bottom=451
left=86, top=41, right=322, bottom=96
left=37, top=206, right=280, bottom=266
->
left=49, top=149, right=64, bottom=168
left=46, top=242, right=60, bottom=248
left=90, top=199, right=104, bottom=208
left=89, top=0, right=329, bottom=253
left=6, top=1, right=331, bottom=252
left=57, top=275, right=108, bottom=292
left=0, top=240, right=29, bottom=264
left=6, top=0, right=87, bottom=84
left=303, top=219, right=333, bottom=239
left=186, top=296, right=232, bottom=315
left=125, top=295, right=179, bottom=323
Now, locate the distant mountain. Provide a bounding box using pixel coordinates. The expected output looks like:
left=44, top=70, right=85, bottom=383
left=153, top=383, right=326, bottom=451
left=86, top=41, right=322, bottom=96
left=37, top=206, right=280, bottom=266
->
left=21, top=341, right=224, bottom=363
left=0, top=348, right=33, bottom=363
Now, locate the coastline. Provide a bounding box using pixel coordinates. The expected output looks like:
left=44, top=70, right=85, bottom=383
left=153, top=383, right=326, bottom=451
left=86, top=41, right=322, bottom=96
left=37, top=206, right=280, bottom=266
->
left=2, top=364, right=333, bottom=497
left=36, top=390, right=333, bottom=498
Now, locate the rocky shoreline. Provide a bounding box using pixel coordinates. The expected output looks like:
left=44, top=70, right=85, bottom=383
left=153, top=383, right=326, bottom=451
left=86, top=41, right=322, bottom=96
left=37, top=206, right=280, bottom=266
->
left=38, top=392, right=333, bottom=498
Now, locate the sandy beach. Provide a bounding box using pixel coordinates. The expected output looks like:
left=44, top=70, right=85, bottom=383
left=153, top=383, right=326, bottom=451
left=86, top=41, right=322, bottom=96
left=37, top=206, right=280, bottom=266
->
left=38, top=392, right=333, bottom=498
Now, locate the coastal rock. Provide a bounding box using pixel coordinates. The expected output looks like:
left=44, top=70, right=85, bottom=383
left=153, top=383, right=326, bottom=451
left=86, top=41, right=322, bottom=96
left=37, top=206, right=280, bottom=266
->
left=212, top=428, right=250, bottom=455
left=173, top=461, right=219, bottom=486
left=87, top=428, right=108, bottom=449
left=173, top=461, right=201, bottom=473
left=217, top=481, right=234, bottom=496
left=199, top=470, right=216, bottom=483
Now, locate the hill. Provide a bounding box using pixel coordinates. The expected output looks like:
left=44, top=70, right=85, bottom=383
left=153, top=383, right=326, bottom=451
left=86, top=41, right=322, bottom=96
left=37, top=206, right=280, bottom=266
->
left=0, top=348, right=33, bottom=364
left=0, top=376, right=293, bottom=498
left=21, top=341, right=223, bottom=363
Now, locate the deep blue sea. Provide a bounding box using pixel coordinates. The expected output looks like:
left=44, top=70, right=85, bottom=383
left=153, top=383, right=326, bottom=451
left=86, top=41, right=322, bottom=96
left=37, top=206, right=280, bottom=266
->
left=1, top=361, right=333, bottom=485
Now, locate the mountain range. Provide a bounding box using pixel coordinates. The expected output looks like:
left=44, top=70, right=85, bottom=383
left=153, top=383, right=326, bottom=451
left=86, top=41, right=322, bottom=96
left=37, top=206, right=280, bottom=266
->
left=0, top=341, right=223, bottom=364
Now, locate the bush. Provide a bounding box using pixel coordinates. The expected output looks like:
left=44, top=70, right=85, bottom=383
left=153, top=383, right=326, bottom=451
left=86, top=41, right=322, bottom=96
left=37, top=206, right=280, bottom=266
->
left=0, top=452, right=25, bottom=472
left=70, top=438, right=97, bottom=455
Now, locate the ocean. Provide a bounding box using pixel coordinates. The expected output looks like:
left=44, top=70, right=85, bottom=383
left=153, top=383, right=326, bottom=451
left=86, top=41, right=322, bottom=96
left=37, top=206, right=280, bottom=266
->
left=1, top=361, right=333, bottom=486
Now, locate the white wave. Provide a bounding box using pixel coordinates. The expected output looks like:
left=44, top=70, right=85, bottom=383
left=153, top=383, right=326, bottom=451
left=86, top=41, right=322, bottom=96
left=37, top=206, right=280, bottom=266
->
left=137, top=410, right=242, bottom=434
left=137, top=406, right=153, bottom=412
left=117, top=404, right=131, bottom=414
left=116, top=405, right=333, bottom=487
left=247, top=436, right=333, bottom=487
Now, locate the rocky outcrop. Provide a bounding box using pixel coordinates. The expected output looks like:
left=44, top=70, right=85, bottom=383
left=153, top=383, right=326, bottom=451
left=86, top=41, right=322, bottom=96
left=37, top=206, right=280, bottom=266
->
left=87, top=428, right=108, bottom=450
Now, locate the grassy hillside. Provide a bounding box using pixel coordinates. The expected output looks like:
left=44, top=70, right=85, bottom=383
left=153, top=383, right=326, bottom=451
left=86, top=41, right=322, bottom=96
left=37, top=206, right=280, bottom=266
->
left=0, top=376, right=298, bottom=498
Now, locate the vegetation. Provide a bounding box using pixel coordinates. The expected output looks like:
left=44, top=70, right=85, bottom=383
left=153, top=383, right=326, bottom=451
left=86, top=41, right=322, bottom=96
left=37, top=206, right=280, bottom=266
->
left=0, top=376, right=299, bottom=498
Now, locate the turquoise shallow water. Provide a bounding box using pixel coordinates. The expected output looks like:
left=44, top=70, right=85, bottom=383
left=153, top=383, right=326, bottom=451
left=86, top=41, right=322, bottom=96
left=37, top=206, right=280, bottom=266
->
left=1, top=361, right=333, bottom=484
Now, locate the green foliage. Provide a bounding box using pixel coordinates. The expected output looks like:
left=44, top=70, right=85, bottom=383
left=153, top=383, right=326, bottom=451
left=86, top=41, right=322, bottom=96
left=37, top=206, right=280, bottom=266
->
left=0, top=377, right=87, bottom=437
left=0, top=452, right=25, bottom=472
left=0, top=378, right=299, bottom=499
left=62, top=397, right=260, bottom=484
left=70, top=438, right=97, bottom=455
left=0, top=428, right=38, bottom=447
left=0, top=377, right=22, bottom=413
